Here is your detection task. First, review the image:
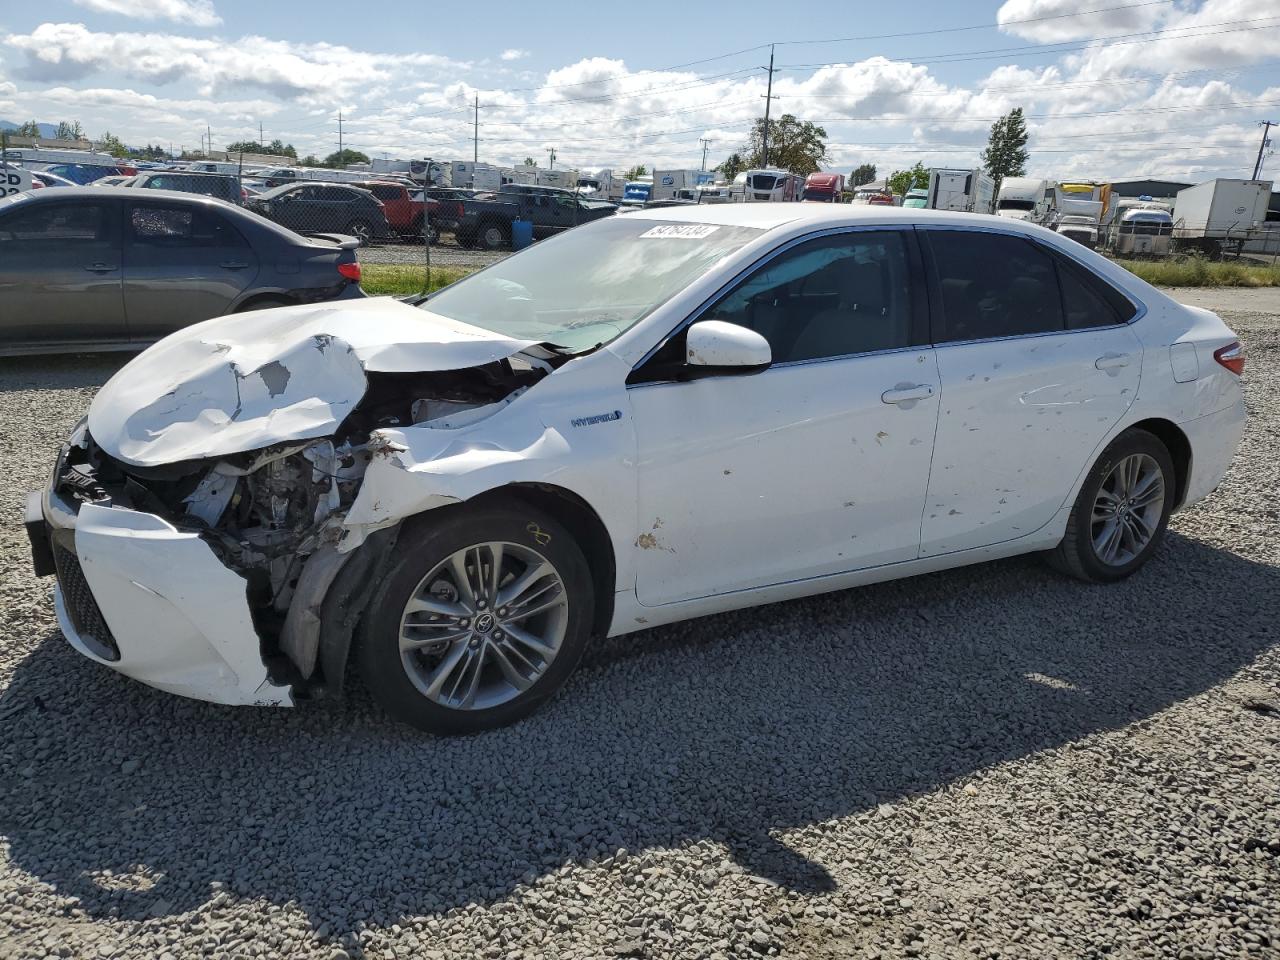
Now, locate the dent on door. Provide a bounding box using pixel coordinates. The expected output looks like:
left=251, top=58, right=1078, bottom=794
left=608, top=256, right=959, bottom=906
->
left=920, top=326, right=1142, bottom=556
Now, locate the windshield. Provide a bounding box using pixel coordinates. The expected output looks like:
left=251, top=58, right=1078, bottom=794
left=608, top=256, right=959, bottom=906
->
left=749, top=174, right=780, bottom=191
left=420, top=217, right=763, bottom=353
left=998, top=198, right=1036, bottom=211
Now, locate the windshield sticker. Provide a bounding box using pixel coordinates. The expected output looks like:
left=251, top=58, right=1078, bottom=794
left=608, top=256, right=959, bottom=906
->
left=639, top=224, right=721, bottom=239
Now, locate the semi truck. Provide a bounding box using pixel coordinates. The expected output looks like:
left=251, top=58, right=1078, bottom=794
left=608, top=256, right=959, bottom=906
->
left=995, top=177, right=1051, bottom=222
left=651, top=169, right=716, bottom=201
left=926, top=168, right=996, bottom=213
left=1171, top=179, right=1273, bottom=255
left=743, top=168, right=804, bottom=202
left=801, top=171, right=845, bottom=202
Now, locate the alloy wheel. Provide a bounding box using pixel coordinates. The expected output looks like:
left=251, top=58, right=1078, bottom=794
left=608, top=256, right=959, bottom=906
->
left=397, top=542, right=568, bottom=710
left=1091, top=453, right=1165, bottom=567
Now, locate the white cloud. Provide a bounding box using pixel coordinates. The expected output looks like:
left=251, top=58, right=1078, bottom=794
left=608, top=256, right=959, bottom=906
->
left=500, top=49, right=529, bottom=61
left=997, top=0, right=1166, bottom=42
left=3, top=23, right=467, bottom=100
left=73, top=0, right=222, bottom=27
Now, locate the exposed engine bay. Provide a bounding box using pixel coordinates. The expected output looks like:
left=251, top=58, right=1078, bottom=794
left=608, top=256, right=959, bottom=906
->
left=54, top=354, right=553, bottom=689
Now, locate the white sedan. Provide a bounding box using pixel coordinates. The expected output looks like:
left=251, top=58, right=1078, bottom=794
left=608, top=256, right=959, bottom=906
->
left=27, top=204, right=1246, bottom=733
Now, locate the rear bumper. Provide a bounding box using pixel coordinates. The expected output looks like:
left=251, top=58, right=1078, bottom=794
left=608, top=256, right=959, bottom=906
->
left=34, top=489, right=291, bottom=707
left=1179, top=398, right=1247, bottom=509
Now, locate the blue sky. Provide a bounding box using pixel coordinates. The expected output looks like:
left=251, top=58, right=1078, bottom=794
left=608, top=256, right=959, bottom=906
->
left=1, top=0, right=1277, bottom=181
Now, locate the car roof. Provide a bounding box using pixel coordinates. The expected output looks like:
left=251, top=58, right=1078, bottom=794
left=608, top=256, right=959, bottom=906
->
left=619, top=201, right=1059, bottom=238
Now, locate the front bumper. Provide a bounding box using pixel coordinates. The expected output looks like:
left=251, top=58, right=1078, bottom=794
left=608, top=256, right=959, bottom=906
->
left=31, top=487, right=292, bottom=707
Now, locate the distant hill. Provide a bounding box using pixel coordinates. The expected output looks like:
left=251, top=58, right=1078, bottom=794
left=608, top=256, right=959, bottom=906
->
left=0, top=121, right=60, bottom=138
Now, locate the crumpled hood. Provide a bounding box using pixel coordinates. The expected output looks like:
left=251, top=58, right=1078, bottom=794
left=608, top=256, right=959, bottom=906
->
left=88, top=296, right=537, bottom=467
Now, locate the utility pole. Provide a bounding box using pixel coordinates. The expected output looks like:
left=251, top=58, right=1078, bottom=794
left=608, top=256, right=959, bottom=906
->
left=699, top=138, right=712, bottom=171
left=474, top=95, right=480, bottom=164
left=547, top=147, right=557, bottom=170
left=207, top=125, right=212, bottom=159
left=760, top=44, right=778, bottom=169
left=259, top=121, right=264, bottom=151
left=336, top=110, right=344, bottom=160
left=1253, top=120, right=1276, bottom=180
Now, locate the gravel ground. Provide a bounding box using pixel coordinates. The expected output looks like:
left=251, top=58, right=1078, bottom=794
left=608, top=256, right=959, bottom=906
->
left=1, top=288, right=1277, bottom=960
left=357, top=238, right=509, bottom=271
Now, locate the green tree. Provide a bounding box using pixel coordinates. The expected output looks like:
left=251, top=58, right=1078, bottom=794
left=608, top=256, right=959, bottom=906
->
left=980, top=107, right=1029, bottom=194
left=850, top=163, right=877, bottom=187
left=886, top=161, right=929, bottom=196
left=227, top=138, right=297, bottom=158
left=299, top=154, right=322, bottom=167
left=97, top=130, right=128, bottom=158
left=718, top=153, right=746, bottom=181
left=623, top=164, right=648, bottom=181
left=324, top=148, right=370, bottom=168
left=729, top=114, right=828, bottom=174
left=523, top=156, right=538, bottom=167
left=54, top=120, right=84, bottom=140
left=13, top=120, right=41, bottom=137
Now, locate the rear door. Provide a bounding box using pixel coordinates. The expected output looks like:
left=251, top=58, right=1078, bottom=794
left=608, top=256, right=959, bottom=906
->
left=0, top=197, right=127, bottom=349
left=917, top=228, right=1141, bottom=557
left=122, top=199, right=260, bottom=341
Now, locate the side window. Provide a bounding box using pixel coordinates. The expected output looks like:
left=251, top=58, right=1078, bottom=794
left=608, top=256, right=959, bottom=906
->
left=924, top=231, right=1063, bottom=342
left=1047, top=249, right=1136, bottom=328
left=706, top=231, right=915, bottom=362
left=129, top=205, right=247, bottom=247
left=0, top=203, right=108, bottom=242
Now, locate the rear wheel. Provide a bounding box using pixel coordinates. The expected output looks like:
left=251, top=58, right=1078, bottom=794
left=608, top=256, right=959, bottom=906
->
left=480, top=222, right=509, bottom=250
left=1049, top=429, right=1175, bottom=583
left=345, top=219, right=373, bottom=245
left=359, top=503, right=594, bottom=734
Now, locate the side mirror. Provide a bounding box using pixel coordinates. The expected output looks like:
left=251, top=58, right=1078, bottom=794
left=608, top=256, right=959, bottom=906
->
left=683, top=320, right=771, bottom=376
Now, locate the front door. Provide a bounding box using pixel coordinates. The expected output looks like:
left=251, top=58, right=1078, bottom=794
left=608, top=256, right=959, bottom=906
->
left=917, top=228, right=1142, bottom=556
left=0, top=197, right=126, bottom=348
left=629, top=228, right=940, bottom=606
left=122, top=200, right=260, bottom=340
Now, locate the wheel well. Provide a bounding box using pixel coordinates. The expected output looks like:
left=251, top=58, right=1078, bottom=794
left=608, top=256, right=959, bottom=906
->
left=1127, top=418, right=1191, bottom=508
left=233, top=293, right=293, bottom=312
left=478, top=483, right=616, bottom=637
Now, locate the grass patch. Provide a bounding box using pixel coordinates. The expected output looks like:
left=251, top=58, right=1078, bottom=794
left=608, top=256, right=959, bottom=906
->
left=1114, top=257, right=1280, bottom=288
left=360, top=263, right=475, bottom=297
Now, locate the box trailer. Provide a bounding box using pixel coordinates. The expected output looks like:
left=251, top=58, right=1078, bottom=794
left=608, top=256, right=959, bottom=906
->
left=1172, top=179, right=1272, bottom=253
left=651, top=169, right=716, bottom=201
left=927, top=168, right=995, bottom=213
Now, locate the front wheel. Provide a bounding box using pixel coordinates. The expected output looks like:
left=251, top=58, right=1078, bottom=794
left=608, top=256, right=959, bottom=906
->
left=1048, top=429, right=1175, bottom=583
left=359, top=503, right=595, bottom=734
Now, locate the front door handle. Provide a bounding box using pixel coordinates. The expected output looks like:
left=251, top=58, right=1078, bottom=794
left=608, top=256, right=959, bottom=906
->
left=1095, top=353, right=1132, bottom=370
left=881, top=384, right=935, bottom=405
left=219, top=260, right=250, bottom=269
left=84, top=262, right=117, bottom=273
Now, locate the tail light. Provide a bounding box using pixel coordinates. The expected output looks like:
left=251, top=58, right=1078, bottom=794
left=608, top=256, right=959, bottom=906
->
left=337, top=262, right=361, bottom=282
left=1213, top=341, right=1244, bottom=376
left=240, top=187, right=248, bottom=202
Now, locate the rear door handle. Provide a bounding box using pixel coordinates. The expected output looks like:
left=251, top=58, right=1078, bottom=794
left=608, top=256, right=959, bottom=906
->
left=84, top=263, right=117, bottom=273
left=1095, top=353, right=1132, bottom=370
left=219, top=260, right=250, bottom=270
left=881, top=384, right=935, bottom=405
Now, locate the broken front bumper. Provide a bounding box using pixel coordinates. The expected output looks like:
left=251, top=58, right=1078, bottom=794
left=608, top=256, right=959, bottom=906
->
left=29, top=487, right=292, bottom=707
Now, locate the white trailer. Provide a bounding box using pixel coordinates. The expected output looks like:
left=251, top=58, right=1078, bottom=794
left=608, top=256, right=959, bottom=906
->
left=995, top=177, right=1051, bottom=222
left=651, top=169, right=716, bottom=201
left=577, top=169, right=626, bottom=202
left=1172, top=179, right=1272, bottom=253
left=448, top=161, right=503, bottom=191
left=508, top=164, right=580, bottom=191
left=926, top=168, right=995, bottom=213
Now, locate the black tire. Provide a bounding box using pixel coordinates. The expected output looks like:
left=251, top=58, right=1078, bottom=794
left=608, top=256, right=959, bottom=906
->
left=456, top=232, right=478, bottom=249
left=358, top=502, right=595, bottom=734
left=1048, top=428, right=1176, bottom=583
left=479, top=221, right=509, bottom=250
left=234, top=295, right=291, bottom=313
left=345, top=219, right=373, bottom=245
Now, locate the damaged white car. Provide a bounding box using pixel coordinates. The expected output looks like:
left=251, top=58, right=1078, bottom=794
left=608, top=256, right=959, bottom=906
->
left=28, top=205, right=1245, bottom=733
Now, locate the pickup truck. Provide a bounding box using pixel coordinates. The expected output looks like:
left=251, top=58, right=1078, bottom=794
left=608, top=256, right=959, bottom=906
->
left=352, top=180, right=439, bottom=241
left=453, top=185, right=617, bottom=249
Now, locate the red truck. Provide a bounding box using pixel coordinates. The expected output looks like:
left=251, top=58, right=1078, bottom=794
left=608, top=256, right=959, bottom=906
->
left=802, top=172, right=845, bottom=202
left=352, top=180, right=440, bottom=241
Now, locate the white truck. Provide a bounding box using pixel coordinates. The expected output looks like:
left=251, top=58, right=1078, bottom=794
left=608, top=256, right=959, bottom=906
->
left=577, top=169, right=627, bottom=201
left=995, top=177, right=1051, bottom=222
left=507, top=164, right=581, bottom=191
left=926, top=168, right=995, bottom=213
left=650, top=169, right=716, bottom=201
left=1171, top=179, right=1273, bottom=255
left=448, top=161, right=504, bottom=191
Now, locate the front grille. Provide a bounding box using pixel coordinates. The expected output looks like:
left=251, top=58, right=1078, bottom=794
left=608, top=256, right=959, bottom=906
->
left=53, top=542, right=120, bottom=661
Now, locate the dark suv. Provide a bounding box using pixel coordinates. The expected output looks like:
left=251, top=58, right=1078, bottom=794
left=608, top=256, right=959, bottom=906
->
left=245, top=183, right=392, bottom=244
left=123, top=171, right=245, bottom=205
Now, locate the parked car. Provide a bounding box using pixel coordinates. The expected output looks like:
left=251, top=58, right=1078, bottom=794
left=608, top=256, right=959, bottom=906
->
left=26, top=205, right=1245, bottom=734
left=454, top=187, right=616, bottom=249
left=29, top=170, right=78, bottom=189
left=245, top=182, right=392, bottom=245
left=902, top=188, right=929, bottom=209
left=351, top=180, right=438, bottom=241
left=35, top=162, right=134, bottom=185
left=91, top=175, right=132, bottom=188
left=0, top=187, right=364, bottom=356
left=121, top=171, right=246, bottom=205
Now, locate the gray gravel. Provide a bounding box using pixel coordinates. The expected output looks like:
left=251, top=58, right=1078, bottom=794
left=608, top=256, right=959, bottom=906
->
left=358, top=238, right=509, bottom=271
left=1, top=287, right=1277, bottom=960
